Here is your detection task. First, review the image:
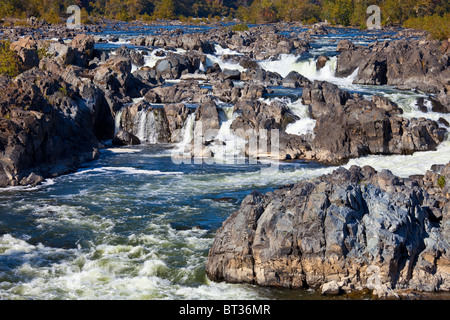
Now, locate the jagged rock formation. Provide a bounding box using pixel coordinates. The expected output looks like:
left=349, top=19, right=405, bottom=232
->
left=336, top=39, right=450, bottom=109
left=205, top=162, right=450, bottom=299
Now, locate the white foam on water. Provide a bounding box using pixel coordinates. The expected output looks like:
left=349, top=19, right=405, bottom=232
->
left=285, top=99, right=316, bottom=136
left=0, top=220, right=267, bottom=300
left=207, top=105, right=248, bottom=163
left=382, top=92, right=450, bottom=127
left=0, top=234, right=36, bottom=255
left=31, top=204, right=115, bottom=232
left=259, top=54, right=358, bottom=86
left=213, top=45, right=244, bottom=57
left=143, top=52, right=163, bottom=68
left=0, top=178, right=56, bottom=193
left=73, top=167, right=183, bottom=176
left=205, top=45, right=245, bottom=72
left=171, top=113, right=196, bottom=157
left=103, top=148, right=142, bottom=154
left=344, top=136, right=450, bottom=178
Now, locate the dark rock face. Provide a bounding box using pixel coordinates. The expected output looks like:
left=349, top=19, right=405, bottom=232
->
left=0, top=69, right=100, bottom=187
left=300, top=81, right=446, bottom=165
left=282, top=71, right=311, bottom=88
left=115, top=45, right=145, bottom=67
left=206, top=163, right=450, bottom=299
left=154, top=52, right=205, bottom=80
left=144, top=80, right=210, bottom=104
left=117, top=101, right=171, bottom=144
left=336, top=39, right=450, bottom=96
left=112, top=130, right=140, bottom=146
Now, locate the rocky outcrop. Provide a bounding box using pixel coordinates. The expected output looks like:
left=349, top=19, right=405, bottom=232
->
left=206, top=162, right=450, bottom=299
left=223, top=29, right=309, bottom=60
left=0, top=33, right=153, bottom=187
left=112, top=130, right=140, bottom=146
left=153, top=52, right=206, bottom=80
left=282, top=71, right=311, bottom=88
left=130, top=25, right=310, bottom=61
left=299, top=81, right=447, bottom=165
left=130, top=78, right=447, bottom=165
left=130, top=33, right=215, bottom=54
left=115, top=100, right=198, bottom=145
left=0, top=68, right=101, bottom=187
left=336, top=39, right=450, bottom=99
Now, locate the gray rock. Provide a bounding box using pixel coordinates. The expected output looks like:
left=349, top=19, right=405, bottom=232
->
left=336, top=39, right=450, bottom=94
left=206, top=163, right=450, bottom=298
left=282, top=71, right=311, bottom=88
left=301, top=81, right=446, bottom=165
left=220, top=68, right=241, bottom=80
left=321, top=281, right=342, bottom=295
left=112, top=130, right=140, bottom=146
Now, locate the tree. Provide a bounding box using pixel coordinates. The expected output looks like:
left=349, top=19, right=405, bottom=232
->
left=0, top=41, right=23, bottom=77
left=153, top=0, right=175, bottom=19
left=322, top=0, right=354, bottom=26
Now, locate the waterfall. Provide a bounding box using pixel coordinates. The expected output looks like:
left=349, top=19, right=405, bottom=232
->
left=259, top=55, right=357, bottom=86
left=114, top=108, right=125, bottom=135
left=180, top=113, right=196, bottom=147
left=285, top=100, right=316, bottom=136
left=208, top=106, right=248, bottom=163
left=292, top=56, right=337, bottom=81
left=133, top=109, right=160, bottom=144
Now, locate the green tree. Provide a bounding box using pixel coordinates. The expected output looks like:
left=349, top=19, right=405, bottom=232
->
left=0, top=41, right=23, bottom=77
left=153, top=0, right=176, bottom=20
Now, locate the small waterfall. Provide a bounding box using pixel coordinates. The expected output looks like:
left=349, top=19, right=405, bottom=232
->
left=208, top=106, right=248, bottom=163
left=133, top=109, right=160, bottom=144
left=180, top=113, right=196, bottom=147
left=171, top=113, right=196, bottom=161
left=285, top=100, right=316, bottom=136
left=171, top=105, right=249, bottom=163
left=259, top=55, right=357, bottom=86
left=292, top=56, right=337, bottom=81
left=114, top=108, right=125, bottom=135
left=205, top=45, right=245, bottom=72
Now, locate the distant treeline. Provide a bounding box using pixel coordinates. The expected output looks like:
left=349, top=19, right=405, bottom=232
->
left=1, top=0, right=449, bottom=34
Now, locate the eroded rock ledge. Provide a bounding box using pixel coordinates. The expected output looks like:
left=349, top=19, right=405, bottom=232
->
left=205, top=162, right=450, bottom=299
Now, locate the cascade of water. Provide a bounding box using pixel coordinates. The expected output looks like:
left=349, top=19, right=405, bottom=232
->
left=181, top=113, right=196, bottom=147
left=259, top=55, right=358, bottom=86
left=134, top=109, right=148, bottom=142
left=114, top=108, right=125, bottom=135
left=284, top=100, right=316, bottom=136
left=208, top=106, right=246, bottom=163
left=132, top=109, right=160, bottom=144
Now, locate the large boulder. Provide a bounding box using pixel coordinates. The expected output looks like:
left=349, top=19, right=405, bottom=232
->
left=154, top=52, right=204, bottom=79
left=0, top=69, right=100, bottom=187
left=336, top=39, right=450, bottom=96
left=10, top=36, right=39, bottom=70
left=112, top=130, right=140, bottom=146
left=301, top=81, right=447, bottom=165
left=206, top=163, right=450, bottom=298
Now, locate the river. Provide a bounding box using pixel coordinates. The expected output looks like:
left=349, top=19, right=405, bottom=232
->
left=0, top=24, right=449, bottom=300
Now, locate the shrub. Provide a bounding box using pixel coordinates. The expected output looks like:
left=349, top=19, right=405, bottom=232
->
left=403, top=14, right=450, bottom=41
left=41, top=10, right=61, bottom=25
left=232, top=23, right=249, bottom=32
left=0, top=41, right=22, bottom=77
left=37, top=42, right=51, bottom=60
left=437, top=175, right=446, bottom=189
